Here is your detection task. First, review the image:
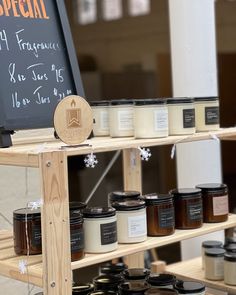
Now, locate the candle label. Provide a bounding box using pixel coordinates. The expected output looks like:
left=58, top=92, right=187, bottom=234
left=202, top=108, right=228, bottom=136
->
left=183, top=109, right=195, bottom=128
left=187, top=202, right=202, bottom=221
left=213, top=195, right=229, bottom=216
left=213, top=258, right=224, bottom=277
left=154, top=108, right=168, bottom=131
left=100, top=221, right=117, bottom=245
left=100, top=110, right=109, bottom=130
left=31, top=224, right=42, bottom=247
left=158, top=207, right=175, bottom=228
left=205, top=106, right=219, bottom=125
left=128, top=214, right=147, bottom=237
left=118, top=110, right=134, bottom=130
left=71, top=227, right=84, bottom=253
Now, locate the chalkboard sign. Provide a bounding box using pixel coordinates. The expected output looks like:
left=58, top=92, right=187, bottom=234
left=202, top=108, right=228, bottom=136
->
left=0, top=0, right=84, bottom=146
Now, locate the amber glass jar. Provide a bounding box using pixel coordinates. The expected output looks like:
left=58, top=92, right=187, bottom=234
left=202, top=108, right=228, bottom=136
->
left=70, top=211, right=84, bottom=262
left=170, top=188, right=203, bottom=229
left=196, top=183, right=228, bottom=223
left=144, top=194, right=175, bottom=236
left=13, top=208, right=42, bottom=255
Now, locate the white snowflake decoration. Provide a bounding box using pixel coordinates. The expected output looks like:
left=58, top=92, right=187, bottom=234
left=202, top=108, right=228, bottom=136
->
left=138, top=147, right=152, bottom=161
left=28, top=199, right=43, bottom=210
left=19, top=260, right=27, bottom=274
left=84, top=153, right=98, bottom=168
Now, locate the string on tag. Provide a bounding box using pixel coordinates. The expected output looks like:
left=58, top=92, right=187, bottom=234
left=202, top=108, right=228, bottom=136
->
left=170, top=135, right=192, bottom=159
left=209, top=133, right=220, bottom=143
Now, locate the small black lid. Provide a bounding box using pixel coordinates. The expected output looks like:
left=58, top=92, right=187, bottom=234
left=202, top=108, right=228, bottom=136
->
left=93, top=274, right=123, bottom=286
left=83, top=207, right=116, bottom=218
left=144, top=194, right=173, bottom=206
left=170, top=188, right=202, bottom=199
left=122, top=268, right=150, bottom=280
left=70, top=211, right=83, bottom=224
left=202, top=240, right=223, bottom=249
left=72, top=283, right=94, bottom=294
left=174, top=281, right=205, bottom=294
left=90, top=100, right=109, bottom=107
left=134, top=99, right=166, bottom=106
left=70, top=202, right=87, bottom=211
left=194, top=97, right=218, bottom=102
left=13, top=208, right=41, bottom=220
left=110, top=99, right=134, bottom=106
left=225, top=236, right=236, bottom=245
left=119, top=282, right=150, bottom=293
left=112, top=200, right=146, bottom=211
left=100, top=262, right=128, bottom=275
left=224, top=252, right=236, bottom=262
left=196, top=183, right=227, bottom=193
left=205, top=248, right=226, bottom=257
left=34, top=293, right=43, bottom=295
left=145, top=288, right=177, bottom=295
left=90, top=291, right=118, bottom=295
left=147, top=274, right=176, bottom=286
left=167, top=98, right=194, bottom=104
left=224, top=243, right=236, bottom=253
left=109, top=191, right=141, bottom=201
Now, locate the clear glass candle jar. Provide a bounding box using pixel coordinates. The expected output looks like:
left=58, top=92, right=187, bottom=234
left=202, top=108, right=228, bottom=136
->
left=111, top=200, right=147, bottom=243
left=224, top=252, right=236, bottom=285
left=108, top=190, right=141, bottom=206
left=91, top=101, right=110, bottom=136
left=119, top=282, right=150, bottom=295
left=122, top=268, right=150, bottom=282
left=174, top=281, right=205, bottom=295
left=170, top=188, right=203, bottom=229
left=167, top=98, right=195, bottom=135
left=134, top=99, right=168, bottom=138
left=145, top=289, right=177, bottom=295
left=196, top=183, right=229, bottom=223
left=83, top=207, right=117, bottom=253
left=109, top=100, right=134, bottom=137
left=194, top=97, right=219, bottom=132
left=205, top=248, right=226, bottom=280
left=72, top=283, right=94, bottom=295
left=93, top=274, right=124, bottom=291
left=147, top=274, right=176, bottom=289
left=201, top=240, right=223, bottom=269
left=144, top=194, right=175, bottom=237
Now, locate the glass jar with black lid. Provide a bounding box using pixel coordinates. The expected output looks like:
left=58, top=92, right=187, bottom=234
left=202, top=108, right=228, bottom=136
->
left=205, top=248, right=225, bottom=280
left=147, top=274, right=176, bottom=289
left=196, top=183, right=228, bottom=223
left=201, top=240, right=223, bottom=269
left=72, top=283, right=94, bottom=294
left=174, top=280, right=205, bottom=295
left=122, top=268, right=150, bottom=282
left=70, top=210, right=84, bottom=262
left=119, top=281, right=150, bottom=295
left=93, top=274, right=124, bottom=291
left=225, top=243, right=236, bottom=253
left=108, top=190, right=141, bottom=206
left=144, top=194, right=175, bottom=236
left=170, top=188, right=203, bottom=229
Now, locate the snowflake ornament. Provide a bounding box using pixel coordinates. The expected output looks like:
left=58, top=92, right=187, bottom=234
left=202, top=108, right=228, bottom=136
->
left=28, top=199, right=43, bottom=210
left=84, top=152, right=98, bottom=168
left=19, top=260, right=27, bottom=274
left=138, top=147, right=152, bottom=161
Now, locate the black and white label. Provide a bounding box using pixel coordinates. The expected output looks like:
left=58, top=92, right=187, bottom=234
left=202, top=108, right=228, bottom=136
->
left=183, top=109, right=195, bottom=128
left=205, top=106, right=219, bottom=125
left=31, top=224, right=42, bottom=247
left=187, top=202, right=202, bottom=221
left=70, top=227, right=84, bottom=253
left=100, top=221, right=117, bottom=245
left=158, top=207, right=175, bottom=228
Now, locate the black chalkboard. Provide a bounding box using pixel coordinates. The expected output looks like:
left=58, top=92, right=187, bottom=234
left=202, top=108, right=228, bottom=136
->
left=0, top=0, right=84, bottom=146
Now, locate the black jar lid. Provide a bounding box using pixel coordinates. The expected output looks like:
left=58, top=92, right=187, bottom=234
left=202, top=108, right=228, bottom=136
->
left=202, top=240, right=223, bottom=249
left=205, top=248, right=226, bottom=257
left=70, top=201, right=87, bottom=212
left=170, top=188, right=201, bottom=199
left=122, top=268, right=150, bottom=280
left=100, top=262, right=128, bottom=275
left=167, top=98, right=194, bottom=104
left=109, top=191, right=141, bottom=201
left=70, top=211, right=83, bottom=225
left=93, top=274, right=123, bottom=289
left=225, top=236, right=236, bottom=245
left=13, top=208, right=41, bottom=220
left=112, top=200, right=146, bottom=211
left=194, top=97, right=218, bottom=102
left=147, top=274, right=176, bottom=286
left=90, top=101, right=109, bottom=107
left=110, top=99, right=134, bottom=106
left=119, top=282, right=150, bottom=294
left=90, top=291, right=118, bottom=295
left=224, top=252, right=236, bottom=262
left=174, top=281, right=205, bottom=294
left=225, top=243, right=236, bottom=253
left=34, top=293, right=43, bottom=295
left=145, top=288, right=177, bottom=295
left=83, top=207, right=116, bottom=218
left=196, top=183, right=228, bottom=194
left=72, top=283, right=94, bottom=294
left=144, top=194, right=173, bottom=206
left=134, top=99, right=166, bottom=106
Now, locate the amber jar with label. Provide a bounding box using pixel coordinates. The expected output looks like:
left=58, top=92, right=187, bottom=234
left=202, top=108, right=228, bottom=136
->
left=196, top=183, right=228, bottom=223
left=170, top=188, right=203, bottom=229
left=144, top=194, right=175, bottom=236
left=70, top=211, right=84, bottom=262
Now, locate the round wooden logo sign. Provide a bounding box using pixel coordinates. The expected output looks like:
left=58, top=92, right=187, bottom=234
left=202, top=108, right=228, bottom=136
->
left=54, top=95, right=93, bottom=145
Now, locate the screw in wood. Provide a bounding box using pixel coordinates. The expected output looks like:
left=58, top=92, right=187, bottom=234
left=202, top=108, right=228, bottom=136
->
left=46, top=161, right=51, bottom=167
left=51, top=281, right=56, bottom=288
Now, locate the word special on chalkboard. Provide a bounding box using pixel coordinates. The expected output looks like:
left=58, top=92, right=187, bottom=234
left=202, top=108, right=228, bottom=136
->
left=0, top=0, right=84, bottom=147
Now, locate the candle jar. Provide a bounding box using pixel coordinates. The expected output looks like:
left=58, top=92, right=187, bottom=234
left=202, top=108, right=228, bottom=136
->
left=224, top=243, right=236, bottom=253
left=170, top=188, right=203, bottom=229
left=144, top=194, right=175, bottom=237
left=70, top=211, right=84, bottom=262
left=196, top=183, right=229, bottom=223
left=99, top=262, right=128, bottom=276
left=108, top=190, right=141, bottom=206
left=83, top=207, right=117, bottom=253
left=13, top=208, right=42, bottom=255
left=167, top=98, right=195, bottom=135
left=91, top=101, right=110, bottom=136
left=72, top=283, right=94, bottom=294
left=119, top=282, right=150, bottom=295
left=201, top=240, right=223, bottom=269
left=147, top=274, right=176, bottom=289
left=111, top=200, right=147, bottom=243
left=194, top=97, right=219, bottom=132
left=224, top=252, right=236, bottom=285
left=145, top=289, right=177, bottom=295
left=174, top=281, right=205, bottom=295
left=109, top=100, right=134, bottom=137
left=93, top=274, right=124, bottom=291
left=134, top=99, right=168, bottom=138
left=122, top=268, right=150, bottom=282
left=205, top=248, right=225, bottom=280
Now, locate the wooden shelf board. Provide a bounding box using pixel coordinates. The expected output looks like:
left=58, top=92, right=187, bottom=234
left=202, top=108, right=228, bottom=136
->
left=166, top=256, right=236, bottom=294
left=0, top=127, right=236, bottom=167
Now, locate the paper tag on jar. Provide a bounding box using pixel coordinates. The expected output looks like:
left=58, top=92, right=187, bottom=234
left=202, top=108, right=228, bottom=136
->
left=128, top=214, right=147, bottom=238
left=213, top=195, right=229, bottom=216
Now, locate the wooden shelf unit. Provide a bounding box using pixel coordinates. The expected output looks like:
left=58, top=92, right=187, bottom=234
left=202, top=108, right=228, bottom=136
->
left=167, top=256, right=236, bottom=294
left=1, top=128, right=236, bottom=294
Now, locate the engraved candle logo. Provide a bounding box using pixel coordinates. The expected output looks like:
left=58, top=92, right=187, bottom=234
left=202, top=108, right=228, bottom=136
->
left=67, top=99, right=81, bottom=128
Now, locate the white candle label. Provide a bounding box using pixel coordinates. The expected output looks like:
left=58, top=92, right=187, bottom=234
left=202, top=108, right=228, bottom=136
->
left=154, top=109, right=168, bottom=131
left=100, top=110, right=109, bottom=130
left=100, top=221, right=117, bottom=245
left=128, top=214, right=147, bottom=238
left=213, top=195, right=229, bottom=216
left=158, top=207, right=174, bottom=228
left=71, top=227, right=84, bottom=253
left=213, top=258, right=224, bottom=277
left=205, top=106, right=219, bottom=125
left=183, top=108, right=195, bottom=128
left=118, top=110, right=134, bottom=130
